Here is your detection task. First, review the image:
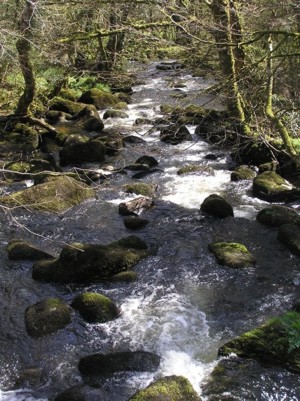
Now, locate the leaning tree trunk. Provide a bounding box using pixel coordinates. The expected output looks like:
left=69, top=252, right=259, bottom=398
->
left=15, top=0, right=37, bottom=116
left=210, top=0, right=251, bottom=136
left=265, top=34, right=297, bottom=157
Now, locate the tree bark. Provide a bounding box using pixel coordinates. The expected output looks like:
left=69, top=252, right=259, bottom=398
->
left=15, top=0, right=37, bottom=116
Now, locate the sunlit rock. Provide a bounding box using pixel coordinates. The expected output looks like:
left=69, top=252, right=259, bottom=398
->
left=128, top=375, right=202, bottom=401
left=0, top=175, right=95, bottom=213
left=119, top=196, right=154, bottom=216
left=253, top=171, right=299, bottom=202
left=25, top=298, right=71, bottom=338
left=209, top=242, right=256, bottom=268
left=231, top=165, right=256, bottom=181
left=71, top=292, right=119, bottom=323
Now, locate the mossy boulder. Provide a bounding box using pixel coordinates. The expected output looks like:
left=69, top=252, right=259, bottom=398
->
left=0, top=124, right=39, bottom=154
left=160, top=124, right=192, bottom=145
left=257, top=206, right=300, bottom=227
left=6, top=239, right=53, bottom=260
left=78, top=351, right=160, bottom=376
left=78, top=89, right=118, bottom=110
left=218, top=312, right=300, bottom=373
left=110, top=270, right=138, bottom=282
left=124, top=216, right=150, bottom=230
left=231, top=166, right=256, bottom=181
left=200, top=194, right=234, bottom=218
left=71, top=292, right=119, bottom=323
left=25, top=298, right=71, bottom=338
left=59, top=137, right=106, bottom=166
left=0, top=176, right=95, bottom=213
left=128, top=375, right=202, bottom=401
left=253, top=171, right=299, bottom=202
left=58, top=88, right=80, bottom=101
left=49, top=97, right=88, bottom=116
left=32, top=236, right=148, bottom=283
left=278, top=224, right=300, bottom=256
left=208, top=242, right=256, bottom=268
left=94, top=131, right=124, bottom=155
left=177, top=165, right=215, bottom=176
left=123, top=183, right=156, bottom=197
left=3, top=161, right=31, bottom=181
left=103, top=109, right=129, bottom=119
left=71, top=105, right=104, bottom=132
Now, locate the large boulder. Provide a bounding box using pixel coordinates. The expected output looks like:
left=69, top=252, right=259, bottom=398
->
left=0, top=124, right=39, bottom=155
left=6, top=239, right=53, bottom=260
left=78, top=351, right=160, bottom=376
left=59, top=136, right=106, bottom=165
left=200, top=194, right=234, bottom=218
left=257, top=205, right=300, bottom=227
left=208, top=242, right=256, bottom=268
left=252, top=171, right=300, bottom=202
left=25, top=298, right=71, bottom=338
left=0, top=176, right=95, bottom=213
left=160, top=124, right=192, bottom=145
left=78, top=89, right=119, bottom=110
left=32, top=236, right=149, bottom=283
left=71, top=105, right=104, bottom=132
left=71, top=292, right=119, bottom=323
left=49, top=97, right=88, bottom=116
left=278, top=224, right=300, bottom=256
left=218, top=311, right=300, bottom=373
left=128, top=375, right=202, bottom=401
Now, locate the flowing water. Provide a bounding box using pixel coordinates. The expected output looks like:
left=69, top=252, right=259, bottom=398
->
left=0, top=62, right=300, bottom=401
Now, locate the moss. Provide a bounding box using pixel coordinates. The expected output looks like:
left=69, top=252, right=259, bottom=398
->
left=253, top=171, right=294, bottom=201
left=71, top=292, right=119, bottom=323
left=231, top=166, right=256, bottom=181
left=32, top=237, right=149, bottom=283
left=103, top=109, right=129, bottom=119
left=208, top=242, right=256, bottom=268
left=58, top=88, right=80, bottom=101
left=49, top=97, right=86, bottom=115
left=6, top=239, right=53, bottom=260
left=0, top=176, right=95, bottom=213
left=78, top=88, right=118, bottom=110
left=110, top=271, right=138, bottom=282
left=257, top=206, right=300, bottom=227
left=25, top=298, right=71, bottom=338
left=128, top=375, right=201, bottom=401
left=114, top=101, right=128, bottom=110
left=123, top=182, right=156, bottom=197
left=177, top=165, right=215, bottom=176
left=218, top=312, right=300, bottom=372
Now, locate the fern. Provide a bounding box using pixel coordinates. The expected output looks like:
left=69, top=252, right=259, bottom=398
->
left=280, top=311, right=300, bottom=352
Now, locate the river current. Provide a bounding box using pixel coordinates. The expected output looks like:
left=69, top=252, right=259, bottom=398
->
left=0, top=62, right=300, bottom=401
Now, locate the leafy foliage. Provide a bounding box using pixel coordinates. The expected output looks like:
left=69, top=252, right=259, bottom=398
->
left=278, top=311, right=300, bottom=352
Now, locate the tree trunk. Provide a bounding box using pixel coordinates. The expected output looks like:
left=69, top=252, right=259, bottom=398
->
left=265, top=35, right=297, bottom=157
left=15, top=0, right=37, bottom=116
left=210, top=0, right=250, bottom=136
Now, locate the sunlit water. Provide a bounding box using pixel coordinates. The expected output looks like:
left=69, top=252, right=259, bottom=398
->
left=0, top=61, right=300, bottom=401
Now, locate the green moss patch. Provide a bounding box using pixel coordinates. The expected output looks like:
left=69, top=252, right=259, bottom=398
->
left=209, top=242, right=256, bottom=268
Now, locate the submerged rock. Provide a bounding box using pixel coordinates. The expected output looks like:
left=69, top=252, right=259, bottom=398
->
left=128, top=375, right=201, bottom=401
left=78, top=351, right=160, bottom=376
left=209, top=242, right=256, bottom=268
left=253, top=171, right=299, bottom=202
left=32, top=236, right=148, bottom=283
left=278, top=224, right=300, bottom=256
left=200, top=194, right=234, bottom=218
left=177, top=165, right=215, bottom=176
left=124, top=216, right=150, bottom=230
left=0, top=176, right=95, bottom=213
left=6, top=239, right=53, bottom=260
left=218, top=311, right=300, bottom=373
left=122, top=182, right=157, bottom=197
left=257, top=205, right=300, bottom=227
left=160, top=124, right=192, bottom=145
left=71, top=292, right=119, bottom=323
left=25, top=298, right=71, bottom=338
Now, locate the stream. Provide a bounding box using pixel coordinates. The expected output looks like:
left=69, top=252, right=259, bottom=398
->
left=0, top=61, right=300, bottom=401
